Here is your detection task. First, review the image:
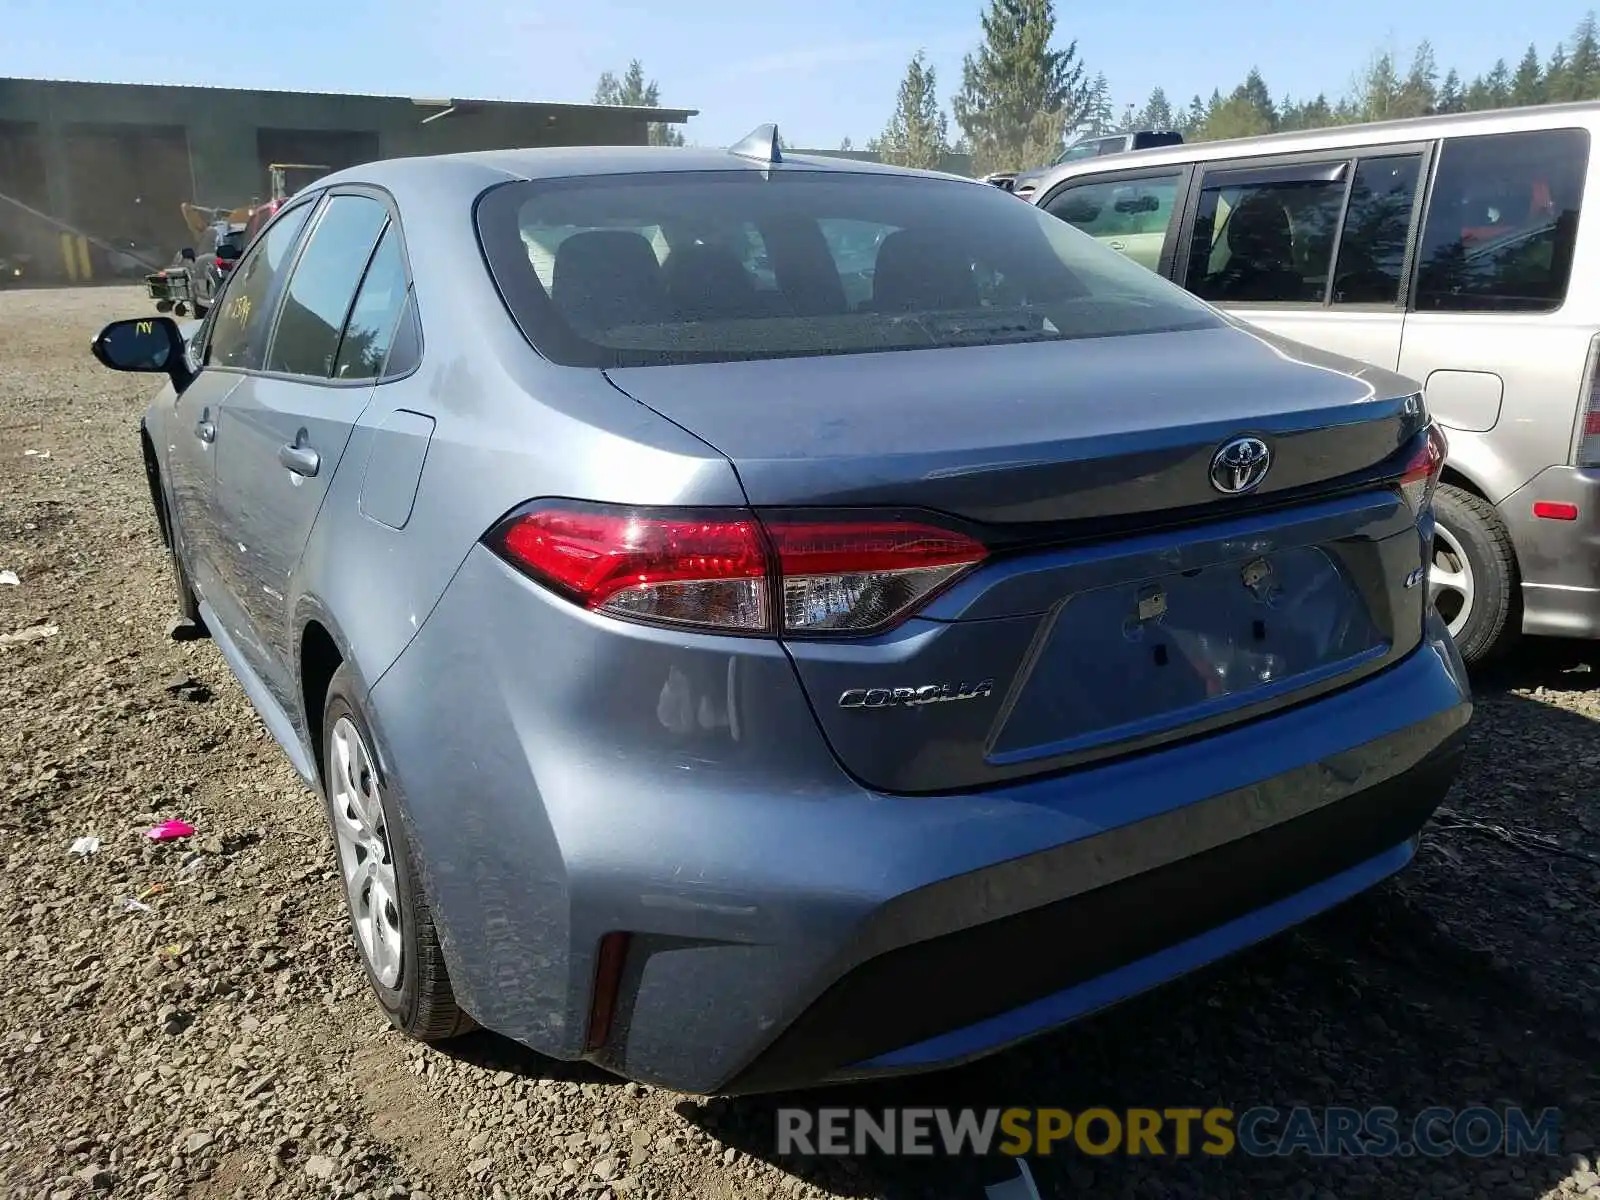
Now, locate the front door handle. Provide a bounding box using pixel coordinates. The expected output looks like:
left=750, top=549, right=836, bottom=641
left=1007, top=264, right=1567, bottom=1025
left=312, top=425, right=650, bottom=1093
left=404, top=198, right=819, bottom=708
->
left=278, top=441, right=320, bottom=478
left=194, top=419, right=215, bottom=443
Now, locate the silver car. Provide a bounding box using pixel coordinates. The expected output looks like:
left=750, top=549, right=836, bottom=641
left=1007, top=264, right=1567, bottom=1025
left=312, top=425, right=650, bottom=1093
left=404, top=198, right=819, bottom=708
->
left=1023, top=102, right=1600, bottom=666
left=91, top=127, right=1471, bottom=1095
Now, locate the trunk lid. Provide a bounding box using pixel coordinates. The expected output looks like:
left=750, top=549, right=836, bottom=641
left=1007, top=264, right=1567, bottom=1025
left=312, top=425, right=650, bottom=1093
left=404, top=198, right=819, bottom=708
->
left=605, top=325, right=1434, bottom=794
left=604, top=325, right=1422, bottom=525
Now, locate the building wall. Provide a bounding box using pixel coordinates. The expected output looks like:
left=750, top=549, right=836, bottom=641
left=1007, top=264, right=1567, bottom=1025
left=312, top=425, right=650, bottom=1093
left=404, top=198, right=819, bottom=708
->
left=0, top=78, right=676, bottom=281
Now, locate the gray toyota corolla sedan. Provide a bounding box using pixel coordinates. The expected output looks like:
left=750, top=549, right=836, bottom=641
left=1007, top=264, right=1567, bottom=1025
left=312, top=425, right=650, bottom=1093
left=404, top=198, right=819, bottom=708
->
left=90, top=126, right=1471, bottom=1095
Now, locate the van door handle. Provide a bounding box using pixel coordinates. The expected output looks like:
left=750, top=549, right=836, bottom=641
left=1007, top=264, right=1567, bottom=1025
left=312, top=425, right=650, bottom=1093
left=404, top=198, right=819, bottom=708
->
left=194, top=419, right=215, bottom=443
left=1108, top=239, right=1127, bottom=251
left=278, top=441, right=320, bottom=478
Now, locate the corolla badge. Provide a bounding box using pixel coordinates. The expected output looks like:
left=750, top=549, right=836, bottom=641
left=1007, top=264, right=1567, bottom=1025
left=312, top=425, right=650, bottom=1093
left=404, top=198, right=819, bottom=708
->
left=1209, top=436, right=1272, bottom=495
left=838, top=680, right=995, bottom=709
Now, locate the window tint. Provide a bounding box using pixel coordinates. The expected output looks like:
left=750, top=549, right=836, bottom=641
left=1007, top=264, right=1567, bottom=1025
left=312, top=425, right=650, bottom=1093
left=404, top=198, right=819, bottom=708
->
left=1184, top=172, right=1346, bottom=303
left=333, top=223, right=410, bottom=380
left=266, top=195, right=389, bottom=378
left=1044, top=173, right=1181, bottom=273
left=1415, top=128, right=1588, bottom=313
left=206, top=202, right=313, bottom=370
left=479, top=171, right=1220, bottom=368
left=1331, top=155, right=1422, bottom=304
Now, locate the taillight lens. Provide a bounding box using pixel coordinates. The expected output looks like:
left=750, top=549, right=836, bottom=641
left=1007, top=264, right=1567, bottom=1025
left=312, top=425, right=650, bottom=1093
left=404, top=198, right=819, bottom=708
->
left=488, top=503, right=987, bottom=637
left=1578, top=334, right=1600, bottom=467
left=765, top=519, right=987, bottom=633
left=1397, top=423, right=1449, bottom=516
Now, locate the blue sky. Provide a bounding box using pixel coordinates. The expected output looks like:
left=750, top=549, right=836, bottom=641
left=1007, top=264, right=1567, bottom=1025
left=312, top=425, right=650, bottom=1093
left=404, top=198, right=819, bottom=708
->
left=0, top=0, right=1590, bottom=148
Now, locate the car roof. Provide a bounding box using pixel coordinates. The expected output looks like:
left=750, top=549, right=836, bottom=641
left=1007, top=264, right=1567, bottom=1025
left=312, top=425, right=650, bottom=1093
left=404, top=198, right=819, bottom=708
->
left=311, top=144, right=976, bottom=192
left=1024, top=99, right=1600, bottom=195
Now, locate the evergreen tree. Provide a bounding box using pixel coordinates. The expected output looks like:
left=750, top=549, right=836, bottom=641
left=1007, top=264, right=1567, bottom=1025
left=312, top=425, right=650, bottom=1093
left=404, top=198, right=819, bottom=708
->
left=1139, top=86, right=1176, bottom=131
left=877, top=51, right=951, bottom=170
left=1484, top=58, right=1513, bottom=106
left=1352, top=51, right=1402, bottom=120
left=592, top=60, right=684, bottom=145
left=1084, top=72, right=1115, bottom=135
left=1546, top=44, right=1570, bottom=100
left=1561, top=12, right=1600, bottom=99
left=952, top=0, right=1090, bottom=173
left=1436, top=68, right=1465, bottom=113
left=1238, top=68, right=1278, bottom=129
left=1397, top=40, right=1439, bottom=116
left=1511, top=44, right=1545, bottom=106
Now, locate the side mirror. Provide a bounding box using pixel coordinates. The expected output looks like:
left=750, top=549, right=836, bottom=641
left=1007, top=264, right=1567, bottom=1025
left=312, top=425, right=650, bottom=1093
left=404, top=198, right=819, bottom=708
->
left=180, top=247, right=197, bottom=262
left=90, top=317, right=194, bottom=391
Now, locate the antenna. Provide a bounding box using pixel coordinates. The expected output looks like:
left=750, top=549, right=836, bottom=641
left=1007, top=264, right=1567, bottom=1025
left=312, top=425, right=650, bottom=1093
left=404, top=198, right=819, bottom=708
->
left=729, top=123, right=783, bottom=165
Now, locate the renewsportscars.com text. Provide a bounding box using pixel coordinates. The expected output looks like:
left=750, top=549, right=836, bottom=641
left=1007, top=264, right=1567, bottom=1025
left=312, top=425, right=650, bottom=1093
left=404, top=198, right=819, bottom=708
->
left=776, top=1106, right=1562, bottom=1159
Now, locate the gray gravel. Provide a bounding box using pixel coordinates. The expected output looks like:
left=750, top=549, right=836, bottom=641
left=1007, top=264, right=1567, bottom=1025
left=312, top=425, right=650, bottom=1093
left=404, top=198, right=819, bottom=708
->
left=1, top=285, right=1596, bottom=1200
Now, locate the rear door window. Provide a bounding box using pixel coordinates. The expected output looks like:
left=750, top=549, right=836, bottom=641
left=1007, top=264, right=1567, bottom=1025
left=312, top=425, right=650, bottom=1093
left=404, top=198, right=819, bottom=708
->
left=1043, top=172, right=1182, bottom=273
left=1331, top=154, right=1424, bottom=305
left=1183, top=164, right=1349, bottom=304
left=1413, top=128, right=1588, bottom=313
left=333, top=223, right=412, bottom=380
left=265, top=193, right=389, bottom=378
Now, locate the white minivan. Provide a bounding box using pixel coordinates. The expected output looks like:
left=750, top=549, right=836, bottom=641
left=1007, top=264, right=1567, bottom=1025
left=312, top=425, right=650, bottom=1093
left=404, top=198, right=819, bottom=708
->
left=1025, top=102, right=1600, bottom=665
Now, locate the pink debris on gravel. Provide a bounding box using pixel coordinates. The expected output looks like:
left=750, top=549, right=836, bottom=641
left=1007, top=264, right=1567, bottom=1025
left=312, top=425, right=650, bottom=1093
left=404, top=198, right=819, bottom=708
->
left=145, top=819, right=195, bottom=841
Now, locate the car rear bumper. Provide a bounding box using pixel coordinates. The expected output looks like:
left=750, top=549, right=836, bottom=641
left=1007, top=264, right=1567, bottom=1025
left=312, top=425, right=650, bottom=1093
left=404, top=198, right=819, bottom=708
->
left=1500, top=465, right=1600, bottom=637
left=369, top=546, right=1472, bottom=1095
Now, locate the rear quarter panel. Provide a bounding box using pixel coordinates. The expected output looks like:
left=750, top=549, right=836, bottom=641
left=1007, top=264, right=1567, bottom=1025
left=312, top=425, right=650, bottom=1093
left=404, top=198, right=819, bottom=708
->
left=288, top=164, right=744, bottom=738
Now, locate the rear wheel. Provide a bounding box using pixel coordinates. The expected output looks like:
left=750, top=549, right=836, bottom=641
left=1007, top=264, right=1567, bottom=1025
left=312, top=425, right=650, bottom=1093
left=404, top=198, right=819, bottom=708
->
left=321, top=665, right=472, bottom=1040
left=1430, top=484, right=1520, bottom=666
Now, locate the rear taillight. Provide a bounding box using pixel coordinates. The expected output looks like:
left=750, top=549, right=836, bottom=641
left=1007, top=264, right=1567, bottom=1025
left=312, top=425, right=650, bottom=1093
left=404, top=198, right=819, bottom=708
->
left=488, top=502, right=987, bottom=637
left=1397, top=423, right=1449, bottom=516
left=216, top=257, right=233, bottom=272
left=1577, top=334, right=1600, bottom=467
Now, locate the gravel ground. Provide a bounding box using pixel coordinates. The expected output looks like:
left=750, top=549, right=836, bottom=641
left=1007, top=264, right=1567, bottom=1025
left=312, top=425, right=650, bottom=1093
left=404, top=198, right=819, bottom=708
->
left=1, top=285, right=1598, bottom=1200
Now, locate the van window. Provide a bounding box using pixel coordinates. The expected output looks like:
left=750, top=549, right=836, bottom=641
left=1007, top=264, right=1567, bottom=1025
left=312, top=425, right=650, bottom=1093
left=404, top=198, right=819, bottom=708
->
left=1332, top=154, right=1423, bottom=305
left=1414, top=128, right=1588, bottom=313
left=1043, top=172, right=1181, bottom=273
left=1184, top=173, right=1346, bottom=304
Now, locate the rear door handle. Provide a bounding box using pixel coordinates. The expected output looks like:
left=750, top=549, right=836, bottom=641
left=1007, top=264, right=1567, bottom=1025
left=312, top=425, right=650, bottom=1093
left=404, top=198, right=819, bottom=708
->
left=278, top=441, right=320, bottom=478
left=194, top=420, right=215, bottom=443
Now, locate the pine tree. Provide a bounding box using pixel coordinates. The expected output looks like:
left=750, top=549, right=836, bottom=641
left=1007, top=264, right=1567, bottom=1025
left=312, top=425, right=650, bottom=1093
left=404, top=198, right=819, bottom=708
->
left=1484, top=58, right=1513, bottom=106
left=1436, top=68, right=1465, bottom=113
left=1084, top=72, right=1115, bottom=135
left=1546, top=44, right=1570, bottom=100
left=1511, top=44, right=1545, bottom=106
left=951, top=0, right=1091, bottom=173
left=1238, top=68, right=1278, bottom=130
left=592, top=60, right=684, bottom=145
left=1352, top=51, right=1402, bottom=121
left=1562, top=12, right=1600, bottom=99
left=1139, top=86, right=1175, bottom=131
left=877, top=51, right=950, bottom=171
left=1184, top=94, right=1208, bottom=136
left=1396, top=41, right=1438, bottom=116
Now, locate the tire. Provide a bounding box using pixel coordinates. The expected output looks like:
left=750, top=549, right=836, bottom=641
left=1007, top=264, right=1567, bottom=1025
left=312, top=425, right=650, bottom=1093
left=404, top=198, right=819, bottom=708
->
left=321, top=664, right=472, bottom=1041
left=1430, top=484, right=1520, bottom=665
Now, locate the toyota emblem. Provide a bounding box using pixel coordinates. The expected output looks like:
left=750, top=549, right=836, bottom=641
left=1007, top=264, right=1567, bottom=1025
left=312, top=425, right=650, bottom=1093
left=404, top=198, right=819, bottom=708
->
left=1209, top=436, right=1272, bottom=495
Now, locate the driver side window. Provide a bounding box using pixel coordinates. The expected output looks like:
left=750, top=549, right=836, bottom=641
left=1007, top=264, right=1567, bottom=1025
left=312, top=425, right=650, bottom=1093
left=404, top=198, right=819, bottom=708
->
left=204, top=200, right=316, bottom=371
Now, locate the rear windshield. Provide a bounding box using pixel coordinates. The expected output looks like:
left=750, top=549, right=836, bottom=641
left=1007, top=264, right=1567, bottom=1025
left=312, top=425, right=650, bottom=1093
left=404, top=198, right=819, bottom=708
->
left=476, top=169, right=1220, bottom=368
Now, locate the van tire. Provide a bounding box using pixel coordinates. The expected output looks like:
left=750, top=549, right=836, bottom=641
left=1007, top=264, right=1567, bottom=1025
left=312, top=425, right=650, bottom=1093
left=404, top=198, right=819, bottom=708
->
left=1430, top=485, right=1520, bottom=666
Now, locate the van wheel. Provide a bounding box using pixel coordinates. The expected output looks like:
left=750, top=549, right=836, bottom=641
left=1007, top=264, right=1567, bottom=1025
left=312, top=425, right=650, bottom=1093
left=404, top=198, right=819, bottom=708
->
left=1430, top=485, right=1520, bottom=665
left=321, top=664, right=473, bottom=1041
